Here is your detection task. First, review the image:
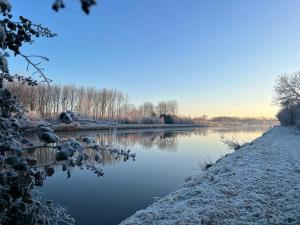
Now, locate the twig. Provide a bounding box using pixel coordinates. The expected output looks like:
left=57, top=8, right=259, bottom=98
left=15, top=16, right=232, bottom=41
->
left=18, top=53, right=52, bottom=85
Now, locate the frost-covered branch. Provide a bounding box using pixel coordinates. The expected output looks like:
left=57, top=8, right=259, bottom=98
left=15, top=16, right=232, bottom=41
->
left=52, top=0, right=97, bottom=14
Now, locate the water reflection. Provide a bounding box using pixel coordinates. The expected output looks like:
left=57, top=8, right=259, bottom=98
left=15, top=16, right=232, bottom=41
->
left=24, top=126, right=272, bottom=167
left=24, top=146, right=123, bottom=168
left=59, top=128, right=209, bottom=152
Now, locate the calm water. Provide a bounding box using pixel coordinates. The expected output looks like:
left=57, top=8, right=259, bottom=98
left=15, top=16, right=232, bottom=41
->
left=27, top=126, right=271, bottom=225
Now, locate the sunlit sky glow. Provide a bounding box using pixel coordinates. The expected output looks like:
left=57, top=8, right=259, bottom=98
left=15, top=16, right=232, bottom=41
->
left=9, top=0, right=300, bottom=118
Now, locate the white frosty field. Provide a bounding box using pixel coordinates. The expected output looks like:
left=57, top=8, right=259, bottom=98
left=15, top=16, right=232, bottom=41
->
left=121, top=126, right=300, bottom=225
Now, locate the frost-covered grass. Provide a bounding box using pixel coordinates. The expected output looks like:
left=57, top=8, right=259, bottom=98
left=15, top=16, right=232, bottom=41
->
left=121, top=126, right=300, bottom=225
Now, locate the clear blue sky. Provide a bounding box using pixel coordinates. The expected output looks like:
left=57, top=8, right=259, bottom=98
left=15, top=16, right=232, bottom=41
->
left=8, top=0, right=300, bottom=117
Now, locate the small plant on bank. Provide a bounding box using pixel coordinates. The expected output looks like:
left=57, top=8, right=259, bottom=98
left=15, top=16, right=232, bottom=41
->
left=220, top=136, right=247, bottom=151
left=195, top=158, right=214, bottom=171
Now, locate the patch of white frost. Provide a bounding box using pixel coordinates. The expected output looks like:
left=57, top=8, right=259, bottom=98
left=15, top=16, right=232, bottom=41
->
left=120, top=126, right=300, bottom=225
left=0, top=0, right=11, bottom=12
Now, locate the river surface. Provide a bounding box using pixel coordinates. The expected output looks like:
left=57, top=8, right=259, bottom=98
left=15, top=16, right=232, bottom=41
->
left=27, top=126, right=272, bottom=225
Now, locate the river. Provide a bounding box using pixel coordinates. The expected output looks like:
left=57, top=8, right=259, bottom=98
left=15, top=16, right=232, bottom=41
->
left=25, top=126, right=271, bottom=225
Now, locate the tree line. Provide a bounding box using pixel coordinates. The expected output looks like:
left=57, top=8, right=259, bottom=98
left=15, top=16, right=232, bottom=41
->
left=6, top=81, right=179, bottom=122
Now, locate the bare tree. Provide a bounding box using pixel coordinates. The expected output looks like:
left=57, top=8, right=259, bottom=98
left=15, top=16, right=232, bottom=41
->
left=156, top=101, right=167, bottom=115
left=139, top=102, right=155, bottom=117
left=274, top=72, right=300, bottom=107
left=274, top=72, right=300, bottom=126
left=167, top=100, right=178, bottom=116
left=99, top=88, right=108, bottom=119
left=156, top=100, right=178, bottom=116
left=6, top=80, right=183, bottom=123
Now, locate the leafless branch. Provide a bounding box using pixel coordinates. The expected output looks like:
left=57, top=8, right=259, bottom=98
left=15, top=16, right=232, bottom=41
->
left=19, top=53, right=52, bottom=85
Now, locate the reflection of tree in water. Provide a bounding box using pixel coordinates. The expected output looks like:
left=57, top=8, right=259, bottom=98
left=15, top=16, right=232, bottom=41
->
left=24, top=132, right=130, bottom=166
left=212, top=125, right=272, bottom=134
left=113, top=128, right=207, bottom=151
left=23, top=146, right=121, bottom=167
left=155, top=135, right=177, bottom=151
left=24, top=147, right=56, bottom=166
left=191, top=128, right=208, bottom=137
left=56, top=127, right=209, bottom=153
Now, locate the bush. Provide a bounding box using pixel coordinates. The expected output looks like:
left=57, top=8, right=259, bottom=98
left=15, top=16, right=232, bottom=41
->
left=172, top=116, right=196, bottom=124
left=159, top=114, right=174, bottom=124
left=277, top=107, right=294, bottom=126
left=295, top=104, right=300, bottom=129
left=139, top=116, right=162, bottom=124
left=277, top=103, right=300, bottom=127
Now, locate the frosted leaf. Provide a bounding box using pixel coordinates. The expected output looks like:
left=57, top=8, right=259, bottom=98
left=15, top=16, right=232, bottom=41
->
left=0, top=24, right=6, bottom=47
left=0, top=53, right=9, bottom=73
left=0, top=0, right=11, bottom=13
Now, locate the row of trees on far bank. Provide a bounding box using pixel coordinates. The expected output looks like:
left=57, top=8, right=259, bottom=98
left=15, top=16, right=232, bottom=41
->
left=6, top=81, right=179, bottom=123
left=6, top=80, right=280, bottom=125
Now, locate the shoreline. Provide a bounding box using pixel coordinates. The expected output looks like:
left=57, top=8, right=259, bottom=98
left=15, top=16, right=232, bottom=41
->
left=52, top=123, right=205, bottom=132
left=20, top=120, right=276, bottom=133
left=120, top=126, right=300, bottom=225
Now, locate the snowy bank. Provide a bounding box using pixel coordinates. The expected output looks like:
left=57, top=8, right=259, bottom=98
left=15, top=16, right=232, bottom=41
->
left=121, top=126, right=300, bottom=225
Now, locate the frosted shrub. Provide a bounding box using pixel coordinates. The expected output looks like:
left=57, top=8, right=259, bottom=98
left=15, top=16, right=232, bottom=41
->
left=276, top=103, right=300, bottom=127
left=294, top=104, right=300, bottom=129
left=221, top=138, right=243, bottom=150
left=276, top=107, right=295, bottom=126
left=139, top=116, right=162, bottom=124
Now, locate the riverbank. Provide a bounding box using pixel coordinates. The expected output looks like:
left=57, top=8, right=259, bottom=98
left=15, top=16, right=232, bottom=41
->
left=20, top=120, right=205, bottom=132
left=20, top=119, right=277, bottom=133
left=53, top=123, right=203, bottom=132
left=120, top=126, right=300, bottom=225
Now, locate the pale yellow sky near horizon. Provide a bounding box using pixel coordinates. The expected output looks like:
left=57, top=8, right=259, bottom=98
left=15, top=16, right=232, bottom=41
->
left=180, top=104, right=279, bottom=118
left=176, top=92, right=279, bottom=119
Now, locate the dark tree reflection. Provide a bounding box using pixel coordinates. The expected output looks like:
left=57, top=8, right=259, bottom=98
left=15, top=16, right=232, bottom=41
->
left=45, top=127, right=209, bottom=154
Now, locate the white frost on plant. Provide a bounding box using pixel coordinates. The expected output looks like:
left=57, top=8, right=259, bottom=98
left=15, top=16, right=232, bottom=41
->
left=0, top=14, right=8, bottom=74
left=0, top=23, right=6, bottom=47
left=121, top=126, right=300, bottom=225
left=0, top=0, right=11, bottom=12
left=0, top=51, right=8, bottom=73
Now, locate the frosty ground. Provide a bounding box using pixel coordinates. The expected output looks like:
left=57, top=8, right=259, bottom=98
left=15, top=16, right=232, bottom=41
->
left=121, top=126, right=300, bottom=225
